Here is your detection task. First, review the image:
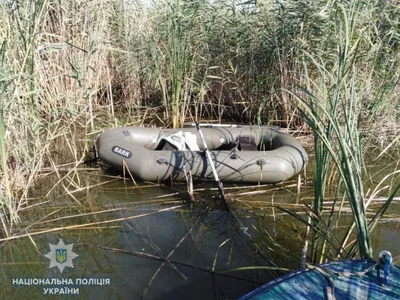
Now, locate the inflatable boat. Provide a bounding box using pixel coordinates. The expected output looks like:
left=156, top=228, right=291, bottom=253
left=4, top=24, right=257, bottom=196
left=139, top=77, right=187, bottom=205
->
left=96, top=126, right=308, bottom=183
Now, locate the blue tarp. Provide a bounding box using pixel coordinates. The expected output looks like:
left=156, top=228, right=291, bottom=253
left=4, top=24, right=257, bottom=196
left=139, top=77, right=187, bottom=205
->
left=241, top=260, right=400, bottom=299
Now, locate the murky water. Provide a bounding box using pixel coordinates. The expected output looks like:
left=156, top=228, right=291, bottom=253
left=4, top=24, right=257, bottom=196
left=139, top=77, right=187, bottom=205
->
left=0, top=152, right=399, bottom=299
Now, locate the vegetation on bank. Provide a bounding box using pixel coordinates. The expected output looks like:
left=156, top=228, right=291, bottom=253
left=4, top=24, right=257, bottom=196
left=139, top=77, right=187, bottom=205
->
left=0, top=0, right=399, bottom=265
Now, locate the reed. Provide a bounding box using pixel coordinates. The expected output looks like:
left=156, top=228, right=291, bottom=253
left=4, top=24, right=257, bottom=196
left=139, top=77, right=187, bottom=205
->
left=0, top=41, right=13, bottom=235
left=0, top=0, right=117, bottom=235
left=286, top=1, right=399, bottom=262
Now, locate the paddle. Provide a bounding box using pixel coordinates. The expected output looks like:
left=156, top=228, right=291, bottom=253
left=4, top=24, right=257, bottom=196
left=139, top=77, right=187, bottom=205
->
left=195, top=121, right=230, bottom=211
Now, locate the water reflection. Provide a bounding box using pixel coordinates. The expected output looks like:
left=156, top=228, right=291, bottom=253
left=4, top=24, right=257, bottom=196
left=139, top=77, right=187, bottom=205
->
left=1, top=184, right=283, bottom=299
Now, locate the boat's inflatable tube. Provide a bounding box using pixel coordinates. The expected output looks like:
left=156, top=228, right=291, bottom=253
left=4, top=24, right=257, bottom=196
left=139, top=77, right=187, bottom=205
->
left=96, top=126, right=308, bottom=183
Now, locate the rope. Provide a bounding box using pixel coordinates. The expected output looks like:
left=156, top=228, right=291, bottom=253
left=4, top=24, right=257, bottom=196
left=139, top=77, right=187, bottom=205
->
left=306, top=251, right=393, bottom=300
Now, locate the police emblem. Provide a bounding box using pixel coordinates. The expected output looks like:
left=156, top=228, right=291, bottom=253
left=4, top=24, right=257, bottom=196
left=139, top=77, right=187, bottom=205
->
left=56, top=249, right=67, bottom=264
left=44, top=239, right=78, bottom=273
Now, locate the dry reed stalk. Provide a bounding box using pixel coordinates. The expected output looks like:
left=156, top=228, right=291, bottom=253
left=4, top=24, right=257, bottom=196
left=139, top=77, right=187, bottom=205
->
left=79, top=243, right=262, bottom=283
left=35, top=226, right=121, bottom=230
left=37, top=201, right=184, bottom=225
left=129, top=222, right=188, bottom=280
left=230, top=199, right=253, bottom=209
left=226, top=190, right=270, bottom=197
left=0, top=205, right=184, bottom=242
left=192, top=182, right=297, bottom=193
left=184, top=166, right=195, bottom=202
left=122, top=160, right=137, bottom=185
left=212, top=238, right=232, bottom=272
left=100, top=183, right=162, bottom=190
left=296, top=174, right=301, bottom=204
left=0, top=262, right=45, bottom=266
left=271, top=191, right=276, bottom=234
left=103, top=198, right=182, bottom=206
left=141, top=217, right=201, bottom=298
left=18, top=200, right=52, bottom=212
left=44, top=155, right=86, bottom=198
left=301, top=207, right=312, bottom=268
left=39, top=167, right=99, bottom=173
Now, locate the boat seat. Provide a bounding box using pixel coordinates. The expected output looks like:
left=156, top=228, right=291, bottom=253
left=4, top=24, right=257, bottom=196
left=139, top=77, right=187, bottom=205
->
left=236, top=136, right=258, bottom=151
left=156, top=140, right=177, bottom=151
left=155, top=131, right=200, bottom=151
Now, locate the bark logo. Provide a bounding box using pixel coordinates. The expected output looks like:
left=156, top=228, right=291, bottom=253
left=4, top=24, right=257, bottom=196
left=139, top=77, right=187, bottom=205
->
left=112, top=146, right=132, bottom=158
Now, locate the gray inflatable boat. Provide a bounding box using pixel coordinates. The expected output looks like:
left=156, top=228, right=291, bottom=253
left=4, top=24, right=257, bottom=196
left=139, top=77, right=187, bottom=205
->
left=96, top=126, right=308, bottom=183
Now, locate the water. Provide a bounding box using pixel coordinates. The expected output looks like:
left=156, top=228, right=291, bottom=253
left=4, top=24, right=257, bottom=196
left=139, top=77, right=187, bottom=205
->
left=0, top=153, right=399, bottom=299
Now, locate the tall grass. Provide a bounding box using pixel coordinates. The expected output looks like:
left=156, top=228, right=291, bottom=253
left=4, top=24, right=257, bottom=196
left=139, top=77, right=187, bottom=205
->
left=0, top=41, right=13, bottom=233
left=106, top=0, right=399, bottom=129
left=0, top=0, right=118, bottom=235
left=287, top=1, right=399, bottom=261
left=110, top=0, right=321, bottom=126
